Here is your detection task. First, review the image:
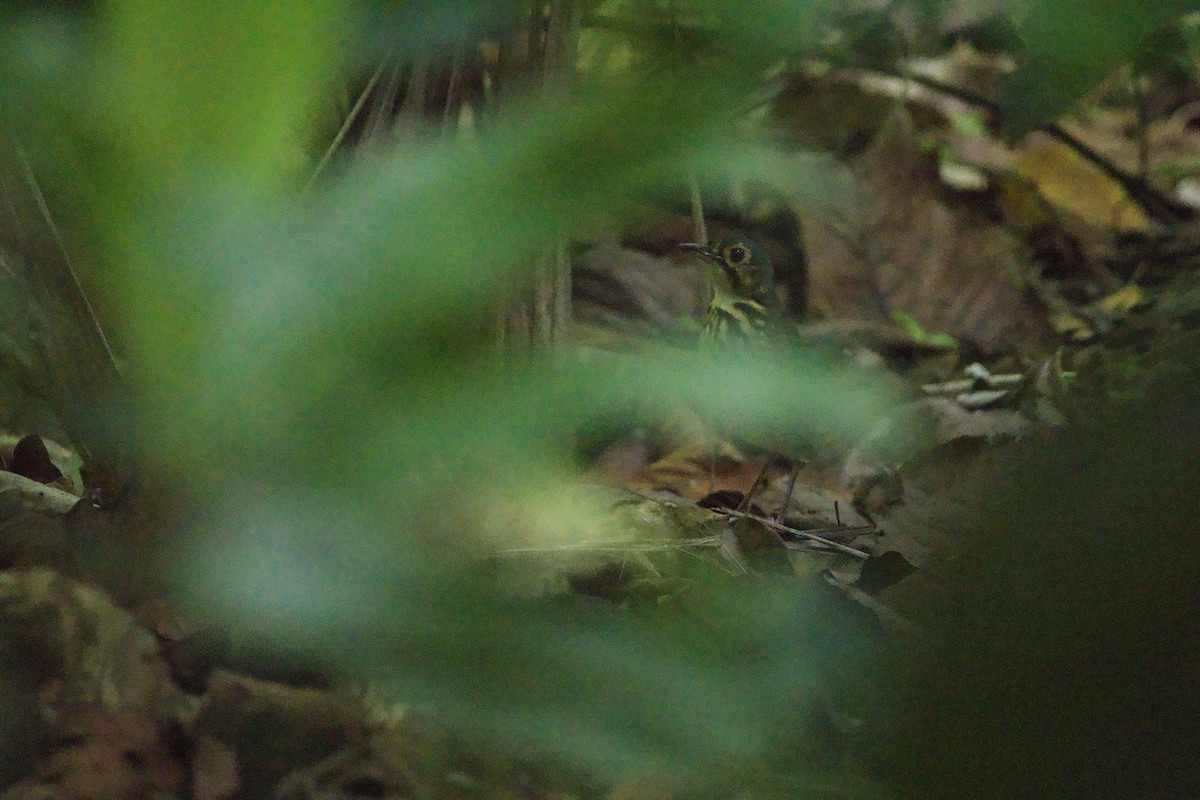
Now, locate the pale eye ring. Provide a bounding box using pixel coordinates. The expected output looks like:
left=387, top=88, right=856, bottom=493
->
left=728, top=245, right=747, bottom=264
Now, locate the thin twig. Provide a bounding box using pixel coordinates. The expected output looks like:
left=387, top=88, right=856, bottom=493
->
left=688, top=170, right=708, bottom=247
left=368, top=56, right=405, bottom=143
left=738, top=457, right=773, bottom=511
left=397, top=53, right=430, bottom=132
left=775, top=462, right=800, bottom=523
left=440, top=57, right=463, bottom=137
left=499, top=534, right=725, bottom=555
left=722, top=507, right=874, bottom=559
left=305, top=58, right=388, bottom=194
left=16, top=148, right=122, bottom=378
left=625, top=493, right=876, bottom=557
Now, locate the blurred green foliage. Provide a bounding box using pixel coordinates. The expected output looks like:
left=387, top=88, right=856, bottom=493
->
left=1002, top=0, right=1200, bottom=136
left=0, top=0, right=895, bottom=789
left=0, top=1, right=1195, bottom=795
left=867, top=361, right=1200, bottom=799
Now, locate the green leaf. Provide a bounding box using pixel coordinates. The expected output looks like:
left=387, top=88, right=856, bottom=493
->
left=1001, top=0, right=1200, bottom=137
left=891, top=309, right=956, bottom=348
left=95, top=1, right=345, bottom=190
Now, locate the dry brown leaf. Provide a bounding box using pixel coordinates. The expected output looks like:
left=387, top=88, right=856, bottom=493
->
left=0, top=570, right=187, bottom=720
left=29, top=708, right=185, bottom=800
left=804, top=114, right=1055, bottom=356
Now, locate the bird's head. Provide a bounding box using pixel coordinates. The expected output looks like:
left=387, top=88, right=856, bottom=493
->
left=679, top=235, right=776, bottom=305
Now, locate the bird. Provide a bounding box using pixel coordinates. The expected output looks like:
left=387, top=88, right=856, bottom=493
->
left=675, top=235, right=798, bottom=495
left=678, top=235, right=784, bottom=349
left=676, top=234, right=807, bottom=569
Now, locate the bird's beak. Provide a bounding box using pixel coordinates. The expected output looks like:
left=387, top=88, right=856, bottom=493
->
left=680, top=241, right=742, bottom=287
left=677, top=242, right=717, bottom=262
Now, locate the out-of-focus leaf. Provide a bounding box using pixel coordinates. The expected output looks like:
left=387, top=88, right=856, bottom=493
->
left=1094, top=284, right=1143, bottom=315
left=584, top=0, right=839, bottom=65
left=2, top=0, right=888, bottom=785
left=866, top=365, right=1200, bottom=798
left=890, top=310, right=957, bottom=349
left=169, top=338, right=896, bottom=777
left=707, top=0, right=839, bottom=57
left=125, top=72, right=751, bottom=466
left=692, top=138, right=851, bottom=210
left=1001, top=0, right=1199, bottom=137
left=180, top=539, right=870, bottom=782
left=1011, top=133, right=1152, bottom=232
left=95, top=2, right=345, bottom=191
left=1134, top=18, right=1196, bottom=77
left=167, top=341, right=897, bottom=593
left=354, top=0, right=526, bottom=65
left=33, top=2, right=349, bottom=424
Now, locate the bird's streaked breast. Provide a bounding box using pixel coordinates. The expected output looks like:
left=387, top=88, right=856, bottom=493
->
left=703, top=298, right=770, bottom=348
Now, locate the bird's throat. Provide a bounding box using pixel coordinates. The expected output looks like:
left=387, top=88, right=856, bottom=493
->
left=709, top=264, right=741, bottom=304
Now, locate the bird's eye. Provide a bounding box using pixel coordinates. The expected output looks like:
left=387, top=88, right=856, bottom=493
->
left=727, top=246, right=747, bottom=264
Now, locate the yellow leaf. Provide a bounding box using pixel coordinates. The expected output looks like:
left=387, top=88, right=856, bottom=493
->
left=1050, top=310, right=1094, bottom=340
left=1012, top=134, right=1152, bottom=233
left=1094, top=284, right=1144, bottom=315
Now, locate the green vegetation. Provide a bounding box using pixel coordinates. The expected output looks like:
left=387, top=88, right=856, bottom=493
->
left=1, top=2, right=1197, bottom=797
left=0, top=1, right=891, bottom=788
